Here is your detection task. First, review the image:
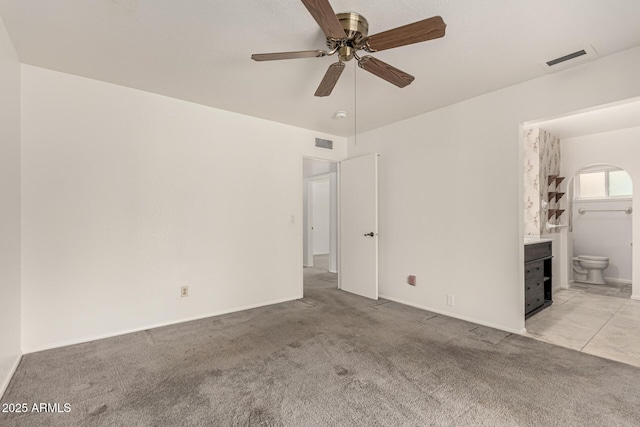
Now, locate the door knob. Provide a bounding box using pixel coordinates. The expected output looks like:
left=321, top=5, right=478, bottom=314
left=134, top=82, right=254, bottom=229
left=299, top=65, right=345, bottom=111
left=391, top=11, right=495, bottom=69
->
left=364, top=232, right=375, bottom=237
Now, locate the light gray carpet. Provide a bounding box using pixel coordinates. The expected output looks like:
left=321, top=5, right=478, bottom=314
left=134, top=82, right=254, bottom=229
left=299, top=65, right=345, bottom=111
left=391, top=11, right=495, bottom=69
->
left=2, top=277, right=640, bottom=425
left=303, top=254, right=338, bottom=290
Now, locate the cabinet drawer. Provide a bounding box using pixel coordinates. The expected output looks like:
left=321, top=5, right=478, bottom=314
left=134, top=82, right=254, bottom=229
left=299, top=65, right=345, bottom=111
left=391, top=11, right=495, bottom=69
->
left=525, top=260, right=544, bottom=280
left=525, top=277, right=544, bottom=298
left=525, top=292, right=545, bottom=314
left=525, top=241, right=552, bottom=262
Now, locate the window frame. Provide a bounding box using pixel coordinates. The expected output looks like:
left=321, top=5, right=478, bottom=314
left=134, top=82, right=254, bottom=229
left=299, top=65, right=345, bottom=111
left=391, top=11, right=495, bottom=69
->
left=575, top=167, right=632, bottom=201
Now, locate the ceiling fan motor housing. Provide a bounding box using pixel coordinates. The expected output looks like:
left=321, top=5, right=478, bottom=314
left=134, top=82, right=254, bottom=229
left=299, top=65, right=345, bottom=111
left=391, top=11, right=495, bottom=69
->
left=327, top=12, right=369, bottom=61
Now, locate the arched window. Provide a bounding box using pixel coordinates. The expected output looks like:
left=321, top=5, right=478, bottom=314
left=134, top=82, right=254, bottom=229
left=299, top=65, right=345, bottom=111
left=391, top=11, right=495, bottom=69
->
left=576, top=165, right=632, bottom=199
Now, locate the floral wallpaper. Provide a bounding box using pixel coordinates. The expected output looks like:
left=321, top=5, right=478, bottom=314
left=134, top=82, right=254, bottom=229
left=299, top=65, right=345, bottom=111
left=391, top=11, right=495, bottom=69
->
left=524, top=129, right=541, bottom=236
left=524, top=128, right=561, bottom=236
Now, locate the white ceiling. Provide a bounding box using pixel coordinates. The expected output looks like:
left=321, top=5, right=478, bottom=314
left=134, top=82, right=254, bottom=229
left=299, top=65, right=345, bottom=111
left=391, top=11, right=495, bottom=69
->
left=1, top=0, right=639, bottom=137
left=525, top=98, right=640, bottom=139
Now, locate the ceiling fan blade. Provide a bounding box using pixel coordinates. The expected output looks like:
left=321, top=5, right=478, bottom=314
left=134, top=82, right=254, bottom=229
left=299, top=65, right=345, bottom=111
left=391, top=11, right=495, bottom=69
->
left=357, top=56, right=414, bottom=88
left=365, top=16, right=446, bottom=52
left=315, top=62, right=345, bottom=97
left=301, top=0, right=345, bottom=40
left=251, top=50, right=327, bottom=61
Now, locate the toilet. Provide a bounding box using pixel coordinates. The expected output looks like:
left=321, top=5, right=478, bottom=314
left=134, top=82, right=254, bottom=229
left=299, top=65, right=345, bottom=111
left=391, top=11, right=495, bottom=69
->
left=573, top=255, right=609, bottom=285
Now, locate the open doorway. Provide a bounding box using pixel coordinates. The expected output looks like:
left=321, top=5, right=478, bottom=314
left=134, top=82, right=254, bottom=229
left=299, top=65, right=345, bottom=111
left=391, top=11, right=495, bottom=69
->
left=521, top=98, right=640, bottom=367
left=303, top=158, right=338, bottom=294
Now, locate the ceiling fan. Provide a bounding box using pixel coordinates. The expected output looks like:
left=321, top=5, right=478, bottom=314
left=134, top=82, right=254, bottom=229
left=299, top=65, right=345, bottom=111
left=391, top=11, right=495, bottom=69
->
left=251, top=0, right=446, bottom=97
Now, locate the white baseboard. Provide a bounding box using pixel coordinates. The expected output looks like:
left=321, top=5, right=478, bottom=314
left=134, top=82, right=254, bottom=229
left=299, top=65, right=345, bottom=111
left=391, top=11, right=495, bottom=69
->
left=378, top=294, right=525, bottom=335
left=631, top=295, right=640, bottom=301
left=23, top=296, right=299, bottom=354
left=604, top=277, right=632, bottom=285
left=0, top=354, right=22, bottom=400
left=560, top=280, right=573, bottom=290
left=571, top=278, right=632, bottom=286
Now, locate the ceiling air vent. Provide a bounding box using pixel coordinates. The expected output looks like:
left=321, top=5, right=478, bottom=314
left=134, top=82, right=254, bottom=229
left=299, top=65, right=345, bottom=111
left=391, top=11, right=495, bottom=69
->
left=315, top=138, right=333, bottom=150
left=546, top=49, right=587, bottom=67
left=539, top=45, right=598, bottom=73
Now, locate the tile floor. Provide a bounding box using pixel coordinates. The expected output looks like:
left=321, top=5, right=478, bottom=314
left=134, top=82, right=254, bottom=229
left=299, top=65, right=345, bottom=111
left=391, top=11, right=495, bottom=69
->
left=570, top=280, right=632, bottom=299
left=526, top=282, right=640, bottom=367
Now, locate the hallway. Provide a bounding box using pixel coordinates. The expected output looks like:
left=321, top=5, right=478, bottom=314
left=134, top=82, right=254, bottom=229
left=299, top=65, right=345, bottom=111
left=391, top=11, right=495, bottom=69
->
left=303, top=254, right=338, bottom=290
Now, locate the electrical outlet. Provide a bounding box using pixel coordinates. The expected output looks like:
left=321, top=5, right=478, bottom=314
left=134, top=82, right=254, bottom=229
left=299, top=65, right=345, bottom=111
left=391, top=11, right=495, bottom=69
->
left=181, top=286, right=189, bottom=297
left=447, top=295, right=454, bottom=306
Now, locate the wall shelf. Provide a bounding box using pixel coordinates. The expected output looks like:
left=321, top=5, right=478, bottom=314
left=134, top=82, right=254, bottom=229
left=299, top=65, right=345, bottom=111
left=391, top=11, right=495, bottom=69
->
left=547, top=209, right=565, bottom=220
left=547, top=175, right=565, bottom=187
left=546, top=175, right=565, bottom=226
left=547, top=192, right=565, bottom=202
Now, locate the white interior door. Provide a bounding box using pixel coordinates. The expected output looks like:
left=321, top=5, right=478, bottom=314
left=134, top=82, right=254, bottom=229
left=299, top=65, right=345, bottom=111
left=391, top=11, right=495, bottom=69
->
left=340, top=153, right=378, bottom=299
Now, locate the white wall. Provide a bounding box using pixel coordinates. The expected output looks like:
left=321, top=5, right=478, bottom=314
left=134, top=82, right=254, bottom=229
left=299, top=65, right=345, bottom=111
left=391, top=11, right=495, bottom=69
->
left=20, top=65, right=347, bottom=352
left=348, top=47, right=640, bottom=332
left=562, top=127, right=640, bottom=284
left=0, top=15, right=21, bottom=397
left=312, top=179, right=330, bottom=255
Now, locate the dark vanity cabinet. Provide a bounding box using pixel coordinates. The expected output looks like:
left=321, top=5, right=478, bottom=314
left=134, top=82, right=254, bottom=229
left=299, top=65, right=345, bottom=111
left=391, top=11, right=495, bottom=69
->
left=524, top=241, right=553, bottom=318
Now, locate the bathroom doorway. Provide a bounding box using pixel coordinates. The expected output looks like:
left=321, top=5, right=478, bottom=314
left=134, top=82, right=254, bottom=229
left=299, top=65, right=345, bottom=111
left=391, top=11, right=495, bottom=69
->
left=522, top=98, right=640, bottom=297
left=521, top=98, right=640, bottom=367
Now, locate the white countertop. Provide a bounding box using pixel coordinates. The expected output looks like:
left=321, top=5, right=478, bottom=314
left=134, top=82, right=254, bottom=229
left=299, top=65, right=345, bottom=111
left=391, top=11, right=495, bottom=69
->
left=524, top=237, right=553, bottom=245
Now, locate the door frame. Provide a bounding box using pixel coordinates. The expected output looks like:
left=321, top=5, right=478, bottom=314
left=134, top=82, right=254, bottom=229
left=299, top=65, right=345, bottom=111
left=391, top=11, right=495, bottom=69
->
left=300, top=156, right=341, bottom=297
left=305, top=174, right=338, bottom=271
